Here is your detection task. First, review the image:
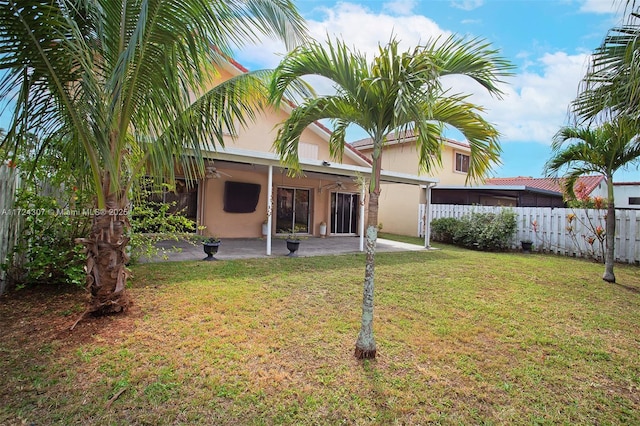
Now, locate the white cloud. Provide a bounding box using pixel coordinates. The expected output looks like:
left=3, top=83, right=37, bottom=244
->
left=450, top=0, right=484, bottom=11
left=579, top=0, right=623, bottom=14
left=234, top=1, right=593, bottom=150
left=382, top=0, right=418, bottom=15
left=235, top=2, right=449, bottom=69
left=304, top=2, right=450, bottom=56
left=469, top=52, right=592, bottom=145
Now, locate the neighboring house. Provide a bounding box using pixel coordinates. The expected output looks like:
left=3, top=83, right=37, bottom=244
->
left=431, top=175, right=607, bottom=208
left=157, top=58, right=436, bottom=253
left=605, top=182, right=640, bottom=209
left=350, top=132, right=472, bottom=236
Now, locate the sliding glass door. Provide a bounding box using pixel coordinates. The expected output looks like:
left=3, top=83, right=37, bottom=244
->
left=276, top=187, right=310, bottom=234
left=331, top=192, right=358, bottom=234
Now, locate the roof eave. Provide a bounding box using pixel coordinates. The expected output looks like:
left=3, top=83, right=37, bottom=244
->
left=200, top=146, right=435, bottom=185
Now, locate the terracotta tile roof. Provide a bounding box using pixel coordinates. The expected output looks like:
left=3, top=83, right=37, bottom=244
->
left=485, top=175, right=606, bottom=196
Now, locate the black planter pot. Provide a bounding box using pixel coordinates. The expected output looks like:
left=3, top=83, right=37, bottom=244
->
left=521, top=240, right=533, bottom=253
left=286, top=239, right=300, bottom=257
left=203, top=241, right=221, bottom=261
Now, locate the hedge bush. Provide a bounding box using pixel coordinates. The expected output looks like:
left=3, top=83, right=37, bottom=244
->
left=432, top=210, right=517, bottom=251
left=430, top=217, right=460, bottom=244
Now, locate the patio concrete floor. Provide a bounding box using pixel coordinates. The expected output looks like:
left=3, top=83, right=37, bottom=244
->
left=140, top=236, right=428, bottom=263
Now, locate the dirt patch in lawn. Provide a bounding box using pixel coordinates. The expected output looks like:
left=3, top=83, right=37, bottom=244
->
left=0, top=285, right=141, bottom=352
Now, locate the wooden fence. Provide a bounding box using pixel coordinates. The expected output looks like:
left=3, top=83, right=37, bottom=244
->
left=0, top=165, right=21, bottom=294
left=419, top=204, right=640, bottom=265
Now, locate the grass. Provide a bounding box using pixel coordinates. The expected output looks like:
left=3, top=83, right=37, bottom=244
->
left=1, top=236, right=639, bottom=425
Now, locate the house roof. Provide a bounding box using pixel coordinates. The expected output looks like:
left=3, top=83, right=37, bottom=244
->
left=350, top=130, right=471, bottom=152
left=484, top=175, right=606, bottom=196
left=433, top=184, right=564, bottom=197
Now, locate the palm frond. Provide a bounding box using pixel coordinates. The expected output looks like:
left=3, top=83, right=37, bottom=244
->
left=424, top=35, right=515, bottom=98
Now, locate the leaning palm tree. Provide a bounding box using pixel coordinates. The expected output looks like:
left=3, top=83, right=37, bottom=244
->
left=545, top=116, right=640, bottom=283
left=0, top=0, right=306, bottom=319
left=269, top=36, right=513, bottom=359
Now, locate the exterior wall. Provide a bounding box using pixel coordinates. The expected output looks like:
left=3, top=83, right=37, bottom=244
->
left=377, top=183, right=422, bottom=236
left=200, top=168, right=363, bottom=238
left=220, top=107, right=362, bottom=166
left=613, top=183, right=640, bottom=209
left=576, top=181, right=639, bottom=210
left=588, top=181, right=608, bottom=200
left=358, top=142, right=469, bottom=185
left=354, top=140, right=468, bottom=236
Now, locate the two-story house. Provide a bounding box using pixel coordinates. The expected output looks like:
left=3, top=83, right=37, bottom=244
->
left=157, top=58, right=436, bottom=254
left=351, top=131, right=471, bottom=236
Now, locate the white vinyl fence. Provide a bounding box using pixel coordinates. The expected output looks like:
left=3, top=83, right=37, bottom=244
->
left=419, top=204, right=640, bottom=265
left=0, top=165, right=22, bottom=294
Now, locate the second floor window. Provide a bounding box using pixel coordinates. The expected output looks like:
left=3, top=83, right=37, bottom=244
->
left=455, top=153, right=470, bottom=173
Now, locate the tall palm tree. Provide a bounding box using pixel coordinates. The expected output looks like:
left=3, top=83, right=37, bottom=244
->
left=545, top=116, right=640, bottom=283
left=572, top=5, right=640, bottom=122
left=0, top=0, right=306, bottom=318
left=269, top=36, right=513, bottom=359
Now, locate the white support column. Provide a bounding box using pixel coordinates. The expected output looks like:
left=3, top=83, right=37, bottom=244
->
left=359, top=185, right=365, bottom=252
left=267, top=165, right=273, bottom=256
left=424, top=184, right=432, bottom=248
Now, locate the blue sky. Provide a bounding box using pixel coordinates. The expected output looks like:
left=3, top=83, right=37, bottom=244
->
left=233, top=0, right=639, bottom=181
left=2, top=1, right=637, bottom=181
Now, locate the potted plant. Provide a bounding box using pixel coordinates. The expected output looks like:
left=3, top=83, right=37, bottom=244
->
left=202, top=236, right=221, bottom=261
left=520, top=239, right=533, bottom=253
left=284, top=226, right=304, bottom=257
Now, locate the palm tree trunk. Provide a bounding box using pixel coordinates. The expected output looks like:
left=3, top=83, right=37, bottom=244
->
left=355, top=154, right=382, bottom=359
left=603, top=179, right=616, bottom=283
left=76, top=193, right=131, bottom=316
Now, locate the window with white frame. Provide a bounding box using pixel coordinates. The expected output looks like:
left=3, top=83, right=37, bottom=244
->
left=455, top=152, right=470, bottom=173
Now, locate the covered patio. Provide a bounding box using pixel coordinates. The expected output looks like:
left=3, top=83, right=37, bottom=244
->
left=196, top=146, right=438, bottom=255
left=143, top=236, right=428, bottom=263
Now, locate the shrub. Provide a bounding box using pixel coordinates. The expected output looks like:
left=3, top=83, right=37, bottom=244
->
left=130, top=200, right=196, bottom=234
left=452, top=210, right=517, bottom=251
left=127, top=181, right=198, bottom=263
left=431, top=217, right=461, bottom=244
left=7, top=188, right=91, bottom=289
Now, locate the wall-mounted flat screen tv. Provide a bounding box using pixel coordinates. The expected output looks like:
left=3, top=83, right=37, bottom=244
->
left=223, top=181, right=261, bottom=213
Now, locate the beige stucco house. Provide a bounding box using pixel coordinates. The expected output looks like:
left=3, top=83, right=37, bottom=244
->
left=351, top=132, right=472, bottom=237
left=167, top=59, right=436, bottom=254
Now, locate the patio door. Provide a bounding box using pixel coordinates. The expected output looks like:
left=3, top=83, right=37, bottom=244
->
left=276, top=187, right=310, bottom=234
left=331, top=192, right=358, bottom=234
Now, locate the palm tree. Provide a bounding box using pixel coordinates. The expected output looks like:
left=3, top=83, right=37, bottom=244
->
left=0, top=0, right=306, bottom=319
left=545, top=116, right=640, bottom=283
left=572, top=5, right=640, bottom=122
left=269, top=36, right=513, bottom=359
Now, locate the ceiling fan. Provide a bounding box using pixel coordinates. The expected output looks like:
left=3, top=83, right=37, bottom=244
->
left=205, top=165, right=232, bottom=179
left=320, top=180, right=345, bottom=192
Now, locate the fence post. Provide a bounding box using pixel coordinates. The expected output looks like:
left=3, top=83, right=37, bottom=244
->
left=0, top=165, right=21, bottom=294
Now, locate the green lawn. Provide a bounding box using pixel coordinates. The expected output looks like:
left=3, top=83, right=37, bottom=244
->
left=1, top=238, right=639, bottom=425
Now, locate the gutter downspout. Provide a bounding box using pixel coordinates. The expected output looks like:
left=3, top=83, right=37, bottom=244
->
left=266, top=165, right=273, bottom=256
